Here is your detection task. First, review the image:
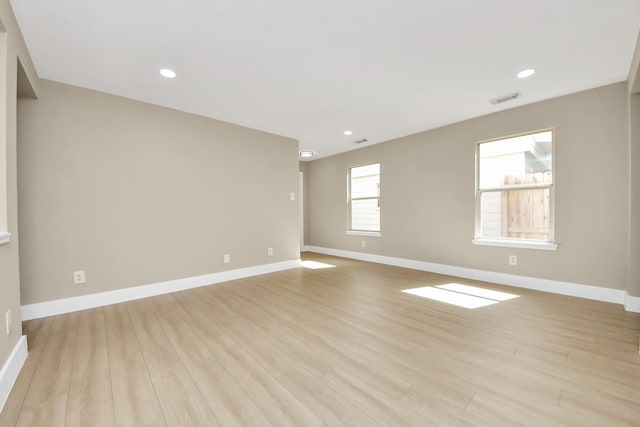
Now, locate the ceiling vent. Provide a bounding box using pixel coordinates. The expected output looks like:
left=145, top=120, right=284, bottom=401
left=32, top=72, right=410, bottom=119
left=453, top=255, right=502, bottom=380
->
left=353, top=138, right=368, bottom=144
left=490, top=91, right=521, bottom=105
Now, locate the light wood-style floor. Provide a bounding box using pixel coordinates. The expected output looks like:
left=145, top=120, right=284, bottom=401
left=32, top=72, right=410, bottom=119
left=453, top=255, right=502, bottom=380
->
left=2, top=253, right=640, bottom=426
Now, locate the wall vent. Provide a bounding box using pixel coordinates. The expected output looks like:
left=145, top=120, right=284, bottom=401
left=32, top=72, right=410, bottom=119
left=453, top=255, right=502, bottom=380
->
left=490, top=92, right=521, bottom=105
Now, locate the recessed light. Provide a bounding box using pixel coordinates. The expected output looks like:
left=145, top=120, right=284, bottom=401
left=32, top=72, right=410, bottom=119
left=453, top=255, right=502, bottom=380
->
left=517, top=68, right=535, bottom=79
left=343, top=130, right=353, bottom=136
left=160, top=68, right=176, bottom=79
left=299, top=150, right=314, bottom=158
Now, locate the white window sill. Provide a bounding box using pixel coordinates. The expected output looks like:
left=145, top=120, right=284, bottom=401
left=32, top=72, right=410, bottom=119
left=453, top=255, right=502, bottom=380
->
left=346, top=230, right=382, bottom=237
left=0, top=232, right=11, bottom=245
left=472, top=238, right=558, bottom=251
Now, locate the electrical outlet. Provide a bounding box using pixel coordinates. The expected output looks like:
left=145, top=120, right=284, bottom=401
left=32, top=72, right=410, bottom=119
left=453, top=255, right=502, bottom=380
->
left=361, top=240, right=366, bottom=248
left=508, top=255, right=518, bottom=266
left=224, top=254, right=230, bottom=264
left=268, top=247, right=274, bottom=256
left=290, top=192, right=295, bottom=201
left=73, top=270, right=86, bottom=284
left=5, top=310, right=11, bottom=336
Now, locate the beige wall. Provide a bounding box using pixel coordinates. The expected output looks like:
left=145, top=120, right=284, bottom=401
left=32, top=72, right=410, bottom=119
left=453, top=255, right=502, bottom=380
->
left=307, top=83, right=630, bottom=291
left=0, top=0, right=38, bottom=369
left=630, top=94, right=640, bottom=296
left=628, top=33, right=640, bottom=297
left=299, top=161, right=309, bottom=247
left=17, top=80, right=300, bottom=305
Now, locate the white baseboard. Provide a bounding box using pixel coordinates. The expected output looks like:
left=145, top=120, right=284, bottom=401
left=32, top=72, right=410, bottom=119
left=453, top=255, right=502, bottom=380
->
left=625, top=295, right=640, bottom=313
left=301, top=245, right=310, bottom=252
left=306, top=246, right=639, bottom=312
left=0, top=335, right=28, bottom=413
left=21, top=259, right=302, bottom=321
left=19, top=250, right=640, bottom=321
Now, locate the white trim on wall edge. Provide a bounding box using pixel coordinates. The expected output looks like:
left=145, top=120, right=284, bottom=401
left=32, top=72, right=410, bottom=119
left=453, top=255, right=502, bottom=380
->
left=472, top=238, right=558, bottom=251
left=0, top=335, right=28, bottom=413
left=0, top=232, right=11, bottom=245
left=21, top=259, right=301, bottom=321
left=346, top=230, right=382, bottom=237
left=306, top=246, right=639, bottom=313
left=301, top=246, right=311, bottom=252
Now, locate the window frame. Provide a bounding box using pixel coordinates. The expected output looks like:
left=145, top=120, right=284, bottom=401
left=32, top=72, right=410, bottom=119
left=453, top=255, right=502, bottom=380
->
left=347, top=162, right=381, bottom=237
left=473, top=129, right=558, bottom=251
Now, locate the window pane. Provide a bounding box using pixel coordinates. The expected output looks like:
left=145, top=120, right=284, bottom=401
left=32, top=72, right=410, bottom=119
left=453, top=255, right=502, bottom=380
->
left=479, top=131, right=552, bottom=189
left=351, top=164, right=380, bottom=198
left=351, top=198, right=380, bottom=231
left=480, top=189, right=550, bottom=241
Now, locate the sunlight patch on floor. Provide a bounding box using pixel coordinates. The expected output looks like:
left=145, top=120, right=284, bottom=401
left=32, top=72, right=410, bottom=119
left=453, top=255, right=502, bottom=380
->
left=402, top=283, right=519, bottom=309
left=436, top=283, right=519, bottom=302
left=301, top=260, right=336, bottom=269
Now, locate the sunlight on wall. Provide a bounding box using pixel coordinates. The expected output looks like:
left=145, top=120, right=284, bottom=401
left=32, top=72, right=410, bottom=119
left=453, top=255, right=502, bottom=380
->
left=402, top=283, right=519, bottom=309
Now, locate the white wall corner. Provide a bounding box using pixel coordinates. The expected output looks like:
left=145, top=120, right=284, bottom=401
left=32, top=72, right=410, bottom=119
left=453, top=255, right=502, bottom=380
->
left=305, top=246, right=630, bottom=310
left=21, top=259, right=302, bottom=321
left=0, top=232, right=11, bottom=245
left=624, top=294, right=640, bottom=313
left=0, top=335, right=28, bottom=413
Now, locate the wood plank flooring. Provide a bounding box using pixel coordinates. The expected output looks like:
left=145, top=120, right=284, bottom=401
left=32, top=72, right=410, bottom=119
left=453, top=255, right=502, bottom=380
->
left=2, top=252, right=639, bottom=426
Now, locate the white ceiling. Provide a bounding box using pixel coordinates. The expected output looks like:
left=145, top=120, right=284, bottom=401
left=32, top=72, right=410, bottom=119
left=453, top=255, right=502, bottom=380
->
left=10, top=0, right=640, bottom=160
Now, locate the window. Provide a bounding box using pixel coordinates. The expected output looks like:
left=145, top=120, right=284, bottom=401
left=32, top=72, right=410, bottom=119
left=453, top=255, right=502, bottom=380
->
left=348, top=163, right=380, bottom=234
left=474, top=130, right=557, bottom=250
